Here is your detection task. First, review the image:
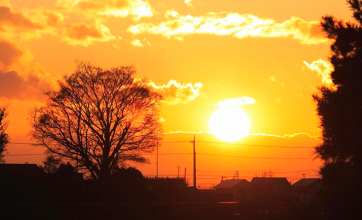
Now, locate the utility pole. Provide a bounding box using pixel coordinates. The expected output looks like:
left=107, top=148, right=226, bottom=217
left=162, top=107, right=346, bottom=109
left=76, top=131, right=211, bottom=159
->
left=184, top=167, right=186, bottom=180
left=177, top=165, right=181, bottom=178
left=236, top=171, right=239, bottom=179
left=190, top=135, right=196, bottom=189
left=156, top=140, right=159, bottom=178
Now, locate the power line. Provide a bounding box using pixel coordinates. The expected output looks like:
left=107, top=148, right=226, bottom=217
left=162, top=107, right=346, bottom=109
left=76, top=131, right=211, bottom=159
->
left=5, top=152, right=314, bottom=160
left=5, top=153, right=44, bottom=157
left=5, top=153, right=193, bottom=157
left=7, top=140, right=190, bottom=145
left=276, top=169, right=318, bottom=174
left=197, top=169, right=317, bottom=174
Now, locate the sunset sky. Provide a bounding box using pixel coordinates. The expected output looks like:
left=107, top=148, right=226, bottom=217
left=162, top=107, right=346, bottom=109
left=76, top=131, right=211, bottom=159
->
left=0, top=0, right=354, bottom=188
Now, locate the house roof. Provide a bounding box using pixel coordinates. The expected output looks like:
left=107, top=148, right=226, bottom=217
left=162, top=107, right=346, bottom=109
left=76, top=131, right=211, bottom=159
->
left=292, top=178, right=321, bottom=187
left=0, top=164, right=45, bottom=177
left=251, top=177, right=290, bottom=188
left=214, top=179, right=249, bottom=189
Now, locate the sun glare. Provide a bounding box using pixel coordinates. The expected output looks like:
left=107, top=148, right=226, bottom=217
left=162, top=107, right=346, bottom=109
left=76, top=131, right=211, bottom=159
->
left=209, top=102, right=251, bottom=142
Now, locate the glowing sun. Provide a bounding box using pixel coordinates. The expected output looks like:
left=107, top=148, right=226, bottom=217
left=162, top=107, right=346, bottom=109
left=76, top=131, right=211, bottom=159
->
left=209, top=101, right=251, bottom=142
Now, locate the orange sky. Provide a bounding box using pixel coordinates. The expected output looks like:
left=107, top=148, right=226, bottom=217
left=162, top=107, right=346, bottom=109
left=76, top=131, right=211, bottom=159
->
left=0, top=0, right=354, bottom=188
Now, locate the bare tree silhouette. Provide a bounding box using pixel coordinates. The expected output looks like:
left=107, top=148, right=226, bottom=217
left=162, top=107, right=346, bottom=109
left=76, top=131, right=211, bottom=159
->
left=30, top=61, right=163, bottom=180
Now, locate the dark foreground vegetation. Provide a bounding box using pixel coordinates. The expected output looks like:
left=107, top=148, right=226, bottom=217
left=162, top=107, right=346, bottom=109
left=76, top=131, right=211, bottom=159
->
left=0, top=201, right=322, bottom=220
left=312, top=1, right=362, bottom=219
left=0, top=164, right=323, bottom=220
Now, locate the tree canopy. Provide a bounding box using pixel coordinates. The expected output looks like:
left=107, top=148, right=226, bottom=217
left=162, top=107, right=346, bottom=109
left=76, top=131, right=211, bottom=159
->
left=313, top=1, right=362, bottom=219
left=40, top=154, right=62, bottom=174
left=30, top=61, right=163, bottom=180
left=0, top=105, right=9, bottom=163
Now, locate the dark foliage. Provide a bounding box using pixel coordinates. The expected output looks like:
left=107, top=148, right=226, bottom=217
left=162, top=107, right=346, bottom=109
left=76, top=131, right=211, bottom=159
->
left=87, top=167, right=147, bottom=202
left=313, top=1, right=362, bottom=219
left=55, top=162, right=77, bottom=175
left=30, top=61, right=163, bottom=180
left=39, top=154, right=62, bottom=174
left=0, top=105, right=9, bottom=163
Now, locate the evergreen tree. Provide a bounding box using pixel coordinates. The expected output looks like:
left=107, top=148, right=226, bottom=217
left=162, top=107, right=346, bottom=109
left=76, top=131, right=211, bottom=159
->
left=313, top=1, right=362, bottom=219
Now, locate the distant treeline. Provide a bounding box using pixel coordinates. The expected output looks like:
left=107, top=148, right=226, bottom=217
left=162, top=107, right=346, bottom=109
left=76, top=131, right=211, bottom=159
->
left=0, top=164, right=204, bottom=203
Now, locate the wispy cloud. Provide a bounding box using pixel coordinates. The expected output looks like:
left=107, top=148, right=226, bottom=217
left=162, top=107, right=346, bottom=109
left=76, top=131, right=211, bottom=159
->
left=164, top=131, right=319, bottom=139
left=269, top=75, right=276, bottom=82
left=148, top=80, right=203, bottom=105
left=249, top=132, right=319, bottom=139
left=184, top=0, right=193, bottom=7
left=129, top=11, right=328, bottom=44
left=303, top=59, right=335, bottom=88
left=130, top=39, right=143, bottom=47
left=217, top=97, right=256, bottom=108
left=163, top=130, right=211, bottom=134
left=57, top=0, right=153, bottom=20
left=269, top=75, right=285, bottom=87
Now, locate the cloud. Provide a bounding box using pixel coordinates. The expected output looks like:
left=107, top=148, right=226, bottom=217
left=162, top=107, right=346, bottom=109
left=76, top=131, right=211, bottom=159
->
left=185, top=0, right=193, bottom=7
left=0, top=5, right=42, bottom=31
left=303, top=59, right=335, bottom=88
left=129, top=11, right=328, bottom=44
left=269, top=75, right=285, bottom=86
left=0, top=70, right=52, bottom=100
left=0, top=40, right=22, bottom=70
left=159, top=117, right=166, bottom=123
left=130, top=38, right=151, bottom=47
left=0, top=4, right=67, bottom=41
left=0, top=39, right=53, bottom=100
left=57, top=0, right=153, bottom=20
left=37, top=10, right=66, bottom=28
left=1, top=4, right=112, bottom=46
left=164, top=130, right=211, bottom=134
left=63, top=23, right=115, bottom=46
left=130, top=39, right=143, bottom=47
left=249, top=132, right=319, bottom=139
left=148, top=80, right=203, bottom=105
left=218, top=97, right=256, bottom=108
left=0, top=4, right=45, bottom=40
left=163, top=131, right=319, bottom=139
